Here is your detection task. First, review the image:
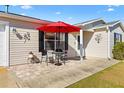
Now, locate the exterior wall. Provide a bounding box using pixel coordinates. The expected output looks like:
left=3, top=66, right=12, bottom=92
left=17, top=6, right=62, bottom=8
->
left=67, top=33, right=78, bottom=57
left=10, top=27, right=41, bottom=65
left=0, top=17, right=42, bottom=65
left=84, top=29, right=108, bottom=58
left=67, top=29, right=108, bottom=58
left=110, top=24, right=124, bottom=57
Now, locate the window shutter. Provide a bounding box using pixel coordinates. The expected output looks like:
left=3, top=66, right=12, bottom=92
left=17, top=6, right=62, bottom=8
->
left=65, top=33, right=68, bottom=50
left=114, top=33, right=116, bottom=45
left=39, top=31, right=44, bottom=52
left=120, top=34, right=122, bottom=42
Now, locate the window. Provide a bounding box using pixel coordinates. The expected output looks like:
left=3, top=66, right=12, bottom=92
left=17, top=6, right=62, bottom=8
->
left=39, top=32, right=68, bottom=51
left=45, top=33, right=55, bottom=50
left=114, top=33, right=122, bottom=45
left=77, top=35, right=80, bottom=49
left=44, top=33, right=65, bottom=50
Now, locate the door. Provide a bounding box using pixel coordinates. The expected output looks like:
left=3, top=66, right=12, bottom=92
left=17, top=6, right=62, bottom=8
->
left=0, top=24, right=6, bottom=66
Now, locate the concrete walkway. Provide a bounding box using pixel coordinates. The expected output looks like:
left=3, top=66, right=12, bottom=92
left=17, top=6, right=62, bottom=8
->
left=0, top=67, right=20, bottom=88
left=8, top=57, right=118, bottom=88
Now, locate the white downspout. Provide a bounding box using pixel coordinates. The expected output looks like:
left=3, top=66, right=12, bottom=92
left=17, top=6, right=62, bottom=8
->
left=80, top=29, right=83, bottom=62
left=107, top=26, right=111, bottom=59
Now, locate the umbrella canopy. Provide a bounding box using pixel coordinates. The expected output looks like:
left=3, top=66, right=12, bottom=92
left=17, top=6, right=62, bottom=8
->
left=36, top=21, right=80, bottom=33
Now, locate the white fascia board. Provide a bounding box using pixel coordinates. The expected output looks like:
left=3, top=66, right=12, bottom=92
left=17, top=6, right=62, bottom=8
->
left=109, top=21, right=121, bottom=27
left=76, top=18, right=104, bottom=26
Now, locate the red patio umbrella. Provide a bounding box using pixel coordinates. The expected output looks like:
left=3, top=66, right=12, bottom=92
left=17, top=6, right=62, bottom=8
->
left=37, top=21, right=81, bottom=65
left=36, top=21, right=80, bottom=33
left=37, top=21, right=80, bottom=50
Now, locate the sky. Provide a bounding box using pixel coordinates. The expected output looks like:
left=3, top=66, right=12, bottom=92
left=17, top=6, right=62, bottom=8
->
left=0, top=5, right=124, bottom=24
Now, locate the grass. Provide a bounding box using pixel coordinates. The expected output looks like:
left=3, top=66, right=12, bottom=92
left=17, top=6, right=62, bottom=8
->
left=67, top=62, right=124, bottom=88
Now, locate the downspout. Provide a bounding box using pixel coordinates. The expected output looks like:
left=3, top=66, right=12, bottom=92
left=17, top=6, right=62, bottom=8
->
left=107, top=26, right=111, bottom=60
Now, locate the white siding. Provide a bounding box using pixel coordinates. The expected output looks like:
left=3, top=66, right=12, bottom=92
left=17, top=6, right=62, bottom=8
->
left=110, top=25, right=124, bottom=57
left=67, top=33, right=78, bottom=57
left=68, top=30, right=108, bottom=58
left=84, top=30, right=108, bottom=58
left=0, top=24, right=6, bottom=66
left=10, top=27, right=41, bottom=65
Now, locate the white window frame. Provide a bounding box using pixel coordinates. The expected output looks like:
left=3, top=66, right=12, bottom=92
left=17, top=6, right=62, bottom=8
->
left=44, top=32, right=65, bottom=50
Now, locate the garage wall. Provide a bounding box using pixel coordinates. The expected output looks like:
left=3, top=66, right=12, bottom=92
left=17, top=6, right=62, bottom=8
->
left=10, top=27, right=41, bottom=65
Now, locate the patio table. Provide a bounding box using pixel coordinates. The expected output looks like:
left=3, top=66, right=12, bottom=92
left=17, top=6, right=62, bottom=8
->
left=52, top=51, right=65, bottom=66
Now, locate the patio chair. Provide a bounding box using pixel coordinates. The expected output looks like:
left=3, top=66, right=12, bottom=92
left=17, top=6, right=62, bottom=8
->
left=41, top=49, right=49, bottom=65
left=47, top=51, right=55, bottom=64
left=60, top=51, right=68, bottom=65
left=55, top=49, right=67, bottom=65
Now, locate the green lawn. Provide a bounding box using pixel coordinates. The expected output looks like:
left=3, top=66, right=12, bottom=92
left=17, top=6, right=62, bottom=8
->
left=67, top=62, right=124, bottom=88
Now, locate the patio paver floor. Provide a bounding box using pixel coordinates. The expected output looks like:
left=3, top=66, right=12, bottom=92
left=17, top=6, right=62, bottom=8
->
left=8, top=57, right=118, bottom=88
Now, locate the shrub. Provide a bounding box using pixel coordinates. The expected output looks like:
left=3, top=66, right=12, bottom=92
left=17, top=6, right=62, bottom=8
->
left=112, top=42, right=124, bottom=60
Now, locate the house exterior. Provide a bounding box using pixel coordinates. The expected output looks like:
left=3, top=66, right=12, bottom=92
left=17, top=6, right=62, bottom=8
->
left=0, top=11, right=124, bottom=67
left=0, top=11, right=52, bottom=66
left=68, top=18, right=124, bottom=59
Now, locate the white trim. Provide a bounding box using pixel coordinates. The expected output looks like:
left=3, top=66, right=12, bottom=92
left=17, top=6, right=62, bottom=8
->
left=0, top=20, right=9, bottom=66
left=5, top=23, right=10, bottom=66
left=75, top=18, right=103, bottom=26
left=89, top=21, right=121, bottom=30
left=110, top=21, right=120, bottom=27
left=107, top=26, right=111, bottom=59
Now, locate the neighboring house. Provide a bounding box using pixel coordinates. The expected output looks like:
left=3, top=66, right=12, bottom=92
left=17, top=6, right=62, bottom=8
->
left=69, top=18, right=124, bottom=59
left=0, top=11, right=124, bottom=67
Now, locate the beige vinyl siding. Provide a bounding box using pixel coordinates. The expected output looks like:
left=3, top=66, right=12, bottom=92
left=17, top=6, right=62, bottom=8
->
left=0, top=17, right=43, bottom=65
left=67, top=33, right=78, bottom=57
left=10, top=27, right=41, bottom=65
left=110, top=26, right=124, bottom=57
left=84, top=30, right=108, bottom=58
left=68, top=29, right=108, bottom=58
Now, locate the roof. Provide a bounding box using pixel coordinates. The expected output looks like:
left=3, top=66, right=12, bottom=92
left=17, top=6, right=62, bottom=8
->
left=89, top=20, right=120, bottom=30
left=0, top=11, right=53, bottom=24
left=75, top=18, right=123, bottom=31
left=74, top=18, right=105, bottom=26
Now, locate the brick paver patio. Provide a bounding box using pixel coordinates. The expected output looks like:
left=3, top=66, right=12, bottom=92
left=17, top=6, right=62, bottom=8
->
left=8, top=57, right=118, bottom=88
